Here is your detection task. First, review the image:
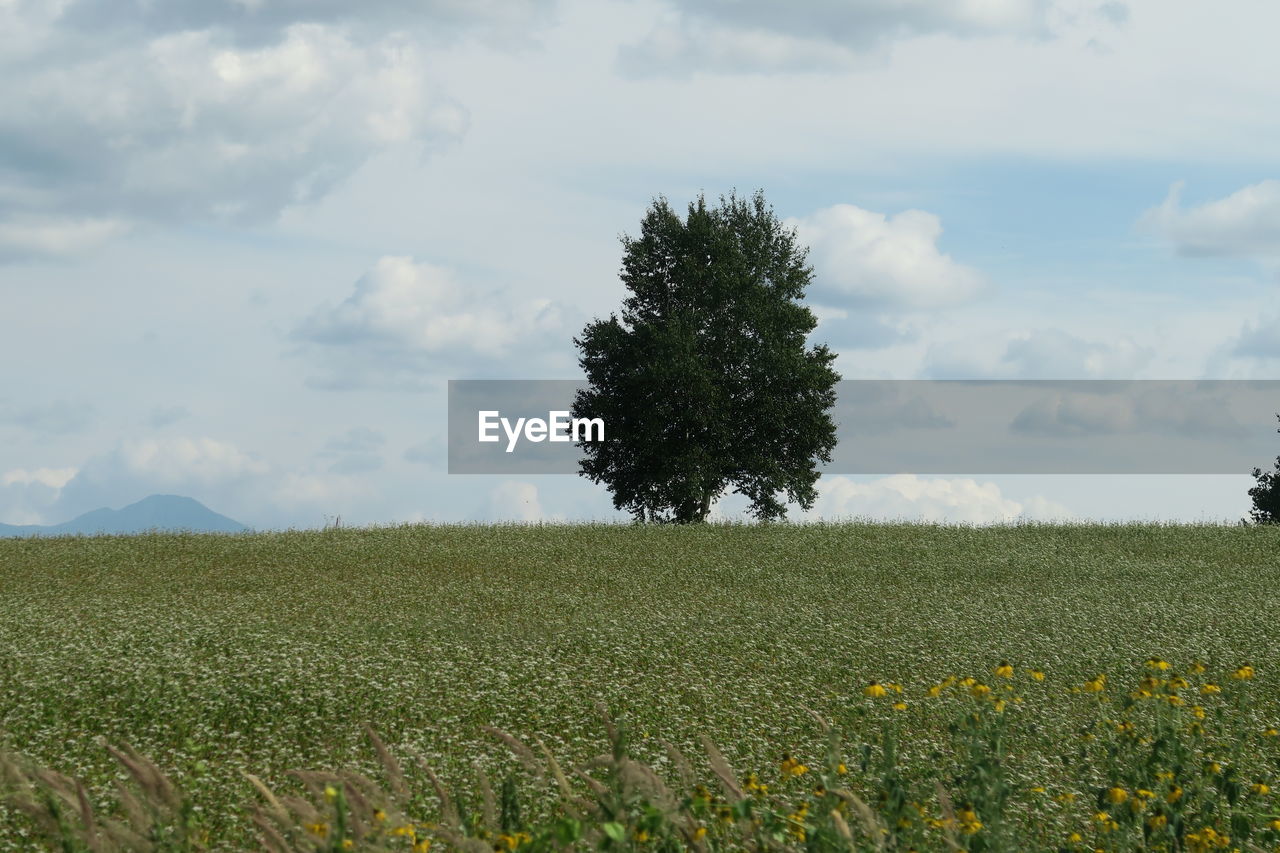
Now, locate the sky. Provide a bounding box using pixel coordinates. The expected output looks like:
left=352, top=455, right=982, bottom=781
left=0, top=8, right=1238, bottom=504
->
left=2, top=0, right=1279, bottom=528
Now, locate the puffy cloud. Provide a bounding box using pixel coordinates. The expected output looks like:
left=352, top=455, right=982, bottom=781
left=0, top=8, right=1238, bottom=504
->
left=808, top=473, right=1073, bottom=523
left=0, top=467, right=77, bottom=526
left=0, top=18, right=467, bottom=255
left=484, top=480, right=551, bottom=522
left=925, top=328, right=1152, bottom=378
left=1140, top=180, right=1280, bottom=259
left=790, top=204, right=986, bottom=310
left=293, top=256, right=571, bottom=389
left=620, top=0, right=1062, bottom=76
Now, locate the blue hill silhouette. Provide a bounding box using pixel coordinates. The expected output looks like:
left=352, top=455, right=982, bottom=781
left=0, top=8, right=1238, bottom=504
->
left=0, top=494, right=249, bottom=537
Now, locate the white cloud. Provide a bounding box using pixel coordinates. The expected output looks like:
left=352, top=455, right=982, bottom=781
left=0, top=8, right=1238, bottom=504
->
left=485, top=480, right=551, bottom=522
left=0, top=22, right=467, bottom=249
left=925, top=328, right=1152, bottom=378
left=1, top=467, right=77, bottom=489
left=293, top=256, right=571, bottom=389
left=619, top=0, right=1062, bottom=76
left=790, top=204, right=986, bottom=310
left=0, top=216, right=130, bottom=260
left=808, top=473, right=1073, bottom=523
left=1141, top=180, right=1280, bottom=259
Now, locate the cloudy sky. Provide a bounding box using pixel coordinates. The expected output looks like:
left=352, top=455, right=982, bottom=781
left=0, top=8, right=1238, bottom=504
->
left=3, top=0, right=1278, bottom=528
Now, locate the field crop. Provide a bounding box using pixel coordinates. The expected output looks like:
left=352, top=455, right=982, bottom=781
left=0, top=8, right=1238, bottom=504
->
left=2, top=522, right=1280, bottom=850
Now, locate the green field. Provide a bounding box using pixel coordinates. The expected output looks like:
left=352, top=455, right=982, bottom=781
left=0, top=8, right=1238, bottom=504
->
left=3, top=523, right=1280, bottom=850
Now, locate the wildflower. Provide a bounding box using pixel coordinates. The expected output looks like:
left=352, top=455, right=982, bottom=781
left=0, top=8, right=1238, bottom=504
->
left=306, top=822, right=329, bottom=837
left=1271, top=819, right=1280, bottom=832
left=1055, top=792, right=1077, bottom=804
left=343, top=841, right=354, bottom=851
left=693, top=827, right=707, bottom=840
left=1148, top=814, right=1167, bottom=829
left=958, top=677, right=977, bottom=688
left=1107, top=787, right=1128, bottom=804
left=1165, top=694, right=1184, bottom=706
left=1029, top=669, right=1046, bottom=681
left=957, top=807, right=982, bottom=834
left=780, top=756, right=808, bottom=777
left=887, top=682, right=904, bottom=693
left=1169, top=676, right=1189, bottom=689
left=1191, top=705, right=1206, bottom=719
left=993, top=699, right=1007, bottom=712
left=927, top=684, right=943, bottom=698
left=1189, top=660, right=1206, bottom=674
left=1155, top=771, right=1174, bottom=782
left=1084, top=675, right=1106, bottom=692
left=373, top=809, right=387, bottom=822
left=634, top=829, right=649, bottom=843
left=1233, top=664, right=1255, bottom=680
left=1067, top=832, right=1083, bottom=843
left=892, top=700, right=908, bottom=711
left=995, top=661, right=1014, bottom=679
left=836, top=763, right=848, bottom=775
left=324, top=785, right=338, bottom=802
left=414, top=841, right=431, bottom=853
left=864, top=681, right=888, bottom=698
left=393, top=825, right=417, bottom=838
left=1206, top=761, right=1222, bottom=774
left=1166, top=785, right=1183, bottom=803
left=1200, top=683, right=1221, bottom=695
left=1146, top=658, right=1170, bottom=671
left=1030, top=786, right=1046, bottom=794
left=970, top=683, right=991, bottom=698
left=1251, top=782, right=1270, bottom=795
left=1265, top=727, right=1280, bottom=738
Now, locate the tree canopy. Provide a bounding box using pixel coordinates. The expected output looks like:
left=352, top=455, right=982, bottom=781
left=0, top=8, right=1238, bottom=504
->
left=571, top=190, right=839, bottom=523
left=1248, top=414, right=1280, bottom=524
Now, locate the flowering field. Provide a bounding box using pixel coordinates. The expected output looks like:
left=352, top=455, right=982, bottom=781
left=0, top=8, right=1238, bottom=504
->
left=2, top=522, right=1280, bottom=850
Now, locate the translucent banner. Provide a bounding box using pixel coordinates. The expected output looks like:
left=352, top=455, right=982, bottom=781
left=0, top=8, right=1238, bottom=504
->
left=447, top=379, right=1280, bottom=475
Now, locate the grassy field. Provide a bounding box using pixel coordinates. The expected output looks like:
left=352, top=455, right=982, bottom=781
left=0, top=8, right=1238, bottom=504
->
left=2, top=522, right=1280, bottom=850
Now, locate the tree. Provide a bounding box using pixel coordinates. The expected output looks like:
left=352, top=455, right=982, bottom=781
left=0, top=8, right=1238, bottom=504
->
left=571, top=190, right=840, bottom=523
left=1247, top=413, right=1280, bottom=524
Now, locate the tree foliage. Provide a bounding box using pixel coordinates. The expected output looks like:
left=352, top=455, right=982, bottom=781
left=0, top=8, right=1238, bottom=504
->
left=1248, top=413, right=1280, bottom=524
left=571, top=190, right=839, bottom=523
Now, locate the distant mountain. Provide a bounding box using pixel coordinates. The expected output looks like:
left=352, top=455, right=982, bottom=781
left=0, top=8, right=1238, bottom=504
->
left=0, top=494, right=249, bottom=537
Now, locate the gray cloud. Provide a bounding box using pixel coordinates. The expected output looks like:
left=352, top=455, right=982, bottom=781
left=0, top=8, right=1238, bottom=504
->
left=0, top=400, right=94, bottom=435
left=1233, top=316, right=1280, bottom=360
left=1009, top=387, right=1248, bottom=439
left=619, top=0, right=1061, bottom=76
left=147, top=405, right=190, bottom=428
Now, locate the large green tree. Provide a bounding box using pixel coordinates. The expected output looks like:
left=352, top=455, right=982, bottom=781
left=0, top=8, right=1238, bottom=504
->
left=571, top=190, right=840, bottom=523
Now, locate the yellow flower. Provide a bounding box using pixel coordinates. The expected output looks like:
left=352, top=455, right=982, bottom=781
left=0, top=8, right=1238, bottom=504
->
left=1265, top=727, right=1280, bottom=738
left=1251, top=782, right=1270, bottom=795
left=1106, top=787, right=1127, bottom=804
left=1188, top=660, right=1206, bottom=674
left=1146, top=658, right=1170, bottom=671
left=1166, top=785, right=1183, bottom=803
left=959, top=677, right=977, bottom=688
left=306, top=822, right=329, bottom=837
left=1200, top=683, right=1221, bottom=695
left=1067, top=832, right=1082, bottom=843
left=970, top=683, right=991, bottom=698
left=1136, top=789, right=1155, bottom=799
left=888, top=682, right=904, bottom=694
left=864, top=681, right=888, bottom=698
left=1191, top=705, right=1206, bottom=719
left=393, top=825, right=417, bottom=838
left=1030, top=786, right=1046, bottom=794
left=892, top=700, right=908, bottom=711
left=1169, top=677, right=1189, bottom=689
left=324, top=785, right=338, bottom=802
left=1271, top=819, right=1280, bottom=832
left=995, top=662, right=1014, bottom=679
left=414, top=841, right=431, bottom=853
left=634, top=829, right=650, bottom=843
left=1094, top=811, right=1111, bottom=823
left=1233, top=664, right=1255, bottom=680
left=836, top=763, right=848, bottom=775
left=343, top=841, right=354, bottom=851
left=1029, top=669, right=1046, bottom=681
left=1166, top=694, right=1184, bottom=706
left=1056, top=792, right=1077, bottom=804
left=1206, top=761, right=1222, bottom=774
left=927, top=684, right=943, bottom=698
left=1148, top=814, right=1167, bottom=829
left=1084, top=675, right=1106, bottom=693
left=993, top=699, right=1007, bottom=712
left=373, top=809, right=387, bottom=822
left=693, top=827, right=707, bottom=840
left=780, top=756, right=808, bottom=777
